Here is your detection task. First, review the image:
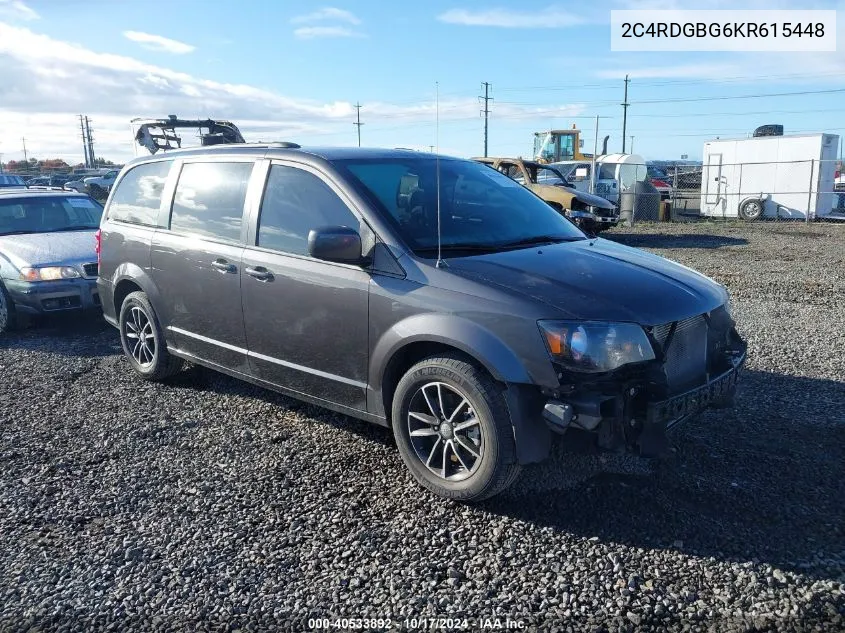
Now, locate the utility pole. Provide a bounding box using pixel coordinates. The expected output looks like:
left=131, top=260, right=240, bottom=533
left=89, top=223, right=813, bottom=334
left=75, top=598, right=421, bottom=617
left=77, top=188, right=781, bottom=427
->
left=22, top=137, right=27, bottom=163
left=479, top=82, right=492, bottom=157
left=429, top=145, right=434, bottom=152
left=621, top=74, right=630, bottom=154
left=353, top=103, right=363, bottom=147
left=629, top=136, right=635, bottom=153
left=85, top=116, right=96, bottom=166
left=591, top=116, right=599, bottom=195
left=79, top=115, right=89, bottom=168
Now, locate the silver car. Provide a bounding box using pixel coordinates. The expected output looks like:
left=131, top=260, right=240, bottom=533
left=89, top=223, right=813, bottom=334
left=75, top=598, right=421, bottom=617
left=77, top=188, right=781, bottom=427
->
left=0, top=189, right=103, bottom=332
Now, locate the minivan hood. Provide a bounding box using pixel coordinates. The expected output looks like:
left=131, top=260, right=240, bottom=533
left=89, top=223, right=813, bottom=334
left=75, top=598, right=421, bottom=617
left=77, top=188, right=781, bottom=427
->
left=0, top=231, right=97, bottom=272
left=444, top=238, right=726, bottom=325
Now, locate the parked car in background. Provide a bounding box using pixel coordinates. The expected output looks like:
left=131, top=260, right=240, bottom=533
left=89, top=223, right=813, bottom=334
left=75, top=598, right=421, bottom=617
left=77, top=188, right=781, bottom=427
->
left=64, top=170, right=118, bottom=200
left=473, top=157, right=619, bottom=233
left=26, top=175, right=75, bottom=188
left=98, top=145, right=746, bottom=501
left=646, top=163, right=673, bottom=200
left=0, top=190, right=103, bottom=332
left=0, top=174, right=27, bottom=189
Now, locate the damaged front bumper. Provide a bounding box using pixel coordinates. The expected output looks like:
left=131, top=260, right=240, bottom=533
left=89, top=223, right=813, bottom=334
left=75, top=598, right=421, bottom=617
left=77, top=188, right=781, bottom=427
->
left=540, top=346, right=747, bottom=458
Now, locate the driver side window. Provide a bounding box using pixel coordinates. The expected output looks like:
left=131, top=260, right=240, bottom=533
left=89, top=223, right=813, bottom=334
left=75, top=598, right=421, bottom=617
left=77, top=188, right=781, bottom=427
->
left=257, top=165, right=360, bottom=256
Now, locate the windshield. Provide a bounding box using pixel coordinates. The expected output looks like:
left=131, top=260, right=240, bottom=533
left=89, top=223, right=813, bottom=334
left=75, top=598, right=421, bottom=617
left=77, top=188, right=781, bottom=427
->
left=0, top=195, right=103, bottom=236
left=337, top=157, right=586, bottom=255
left=531, top=164, right=569, bottom=186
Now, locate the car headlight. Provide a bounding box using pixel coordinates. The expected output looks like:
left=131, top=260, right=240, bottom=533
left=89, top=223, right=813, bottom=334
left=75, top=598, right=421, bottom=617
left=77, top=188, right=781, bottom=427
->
left=538, top=321, right=655, bottom=373
left=20, top=266, right=81, bottom=281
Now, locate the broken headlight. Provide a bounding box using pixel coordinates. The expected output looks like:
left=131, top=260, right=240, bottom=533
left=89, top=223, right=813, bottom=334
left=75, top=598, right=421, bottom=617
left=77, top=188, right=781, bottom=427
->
left=538, top=321, right=655, bottom=373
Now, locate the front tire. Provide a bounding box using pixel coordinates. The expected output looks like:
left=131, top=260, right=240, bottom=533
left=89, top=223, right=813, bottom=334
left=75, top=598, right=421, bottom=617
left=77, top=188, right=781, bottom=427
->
left=392, top=355, right=521, bottom=501
left=0, top=281, right=18, bottom=334
left=119, top=291, right=183, bottom=381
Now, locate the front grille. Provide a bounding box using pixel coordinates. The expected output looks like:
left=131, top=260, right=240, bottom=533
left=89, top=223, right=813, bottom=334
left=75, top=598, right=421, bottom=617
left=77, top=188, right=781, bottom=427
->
left=82, top=263, right=98, bottom=277
left=652, top=314, right=709, bottom=393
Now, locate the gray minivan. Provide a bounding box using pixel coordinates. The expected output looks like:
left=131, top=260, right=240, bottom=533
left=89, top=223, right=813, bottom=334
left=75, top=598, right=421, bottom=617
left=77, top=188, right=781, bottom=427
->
left=97, top=145, right=746, bottom=501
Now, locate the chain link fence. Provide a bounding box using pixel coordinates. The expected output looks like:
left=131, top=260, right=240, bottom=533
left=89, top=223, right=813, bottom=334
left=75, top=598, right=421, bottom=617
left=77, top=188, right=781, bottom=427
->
left=610, top=159, right=844, bottom=226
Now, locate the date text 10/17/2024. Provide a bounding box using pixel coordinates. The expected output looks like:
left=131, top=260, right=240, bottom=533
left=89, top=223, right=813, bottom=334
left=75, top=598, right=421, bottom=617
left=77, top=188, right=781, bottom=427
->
left=307, top=617, right=527, bottom=630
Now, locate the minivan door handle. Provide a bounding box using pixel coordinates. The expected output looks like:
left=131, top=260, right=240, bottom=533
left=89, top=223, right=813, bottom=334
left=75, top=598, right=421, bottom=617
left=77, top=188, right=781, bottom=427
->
left=245, top=266, right=273, bottom=281
left=211, top=259, right=236, bottom=273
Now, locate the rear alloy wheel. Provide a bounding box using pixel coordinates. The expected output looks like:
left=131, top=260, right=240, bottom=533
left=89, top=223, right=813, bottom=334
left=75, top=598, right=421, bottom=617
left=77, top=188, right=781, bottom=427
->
left=739, top=199, right=764, bottom=221
left=119, top=291, right=183, bottom=381
left=0, top=282, right=18, bottom=334
left=392, top=355, right=520, bottom=501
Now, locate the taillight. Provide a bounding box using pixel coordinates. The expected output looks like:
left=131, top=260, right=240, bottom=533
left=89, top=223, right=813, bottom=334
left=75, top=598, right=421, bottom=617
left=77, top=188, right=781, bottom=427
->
left=95, top=229, right=101, bottom=266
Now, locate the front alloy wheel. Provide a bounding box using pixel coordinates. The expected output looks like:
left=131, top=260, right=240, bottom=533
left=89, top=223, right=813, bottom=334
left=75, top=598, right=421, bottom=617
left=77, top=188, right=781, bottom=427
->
left=407, top=381, right=483, bottom=482
left=392, top=355, right=521, bottom=501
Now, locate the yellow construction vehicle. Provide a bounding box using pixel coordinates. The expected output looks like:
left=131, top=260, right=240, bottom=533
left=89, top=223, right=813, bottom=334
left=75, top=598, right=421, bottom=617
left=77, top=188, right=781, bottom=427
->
left=533, top=125, right=608, bottom=163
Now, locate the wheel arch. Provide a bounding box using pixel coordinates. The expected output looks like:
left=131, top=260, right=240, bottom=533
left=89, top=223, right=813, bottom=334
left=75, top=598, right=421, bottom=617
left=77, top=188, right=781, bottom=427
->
left=110, top=264, right=169, bottom=336
left=369, top=315, right=532, bottom=423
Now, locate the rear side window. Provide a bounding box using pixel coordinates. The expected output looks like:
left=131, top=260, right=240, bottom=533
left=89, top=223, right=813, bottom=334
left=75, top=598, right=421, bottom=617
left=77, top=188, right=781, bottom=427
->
left=107, top=160, right=171, bottom=226
left=170, top=162, right=252, bottom=242
left=257, top=165, right=359, bottom=256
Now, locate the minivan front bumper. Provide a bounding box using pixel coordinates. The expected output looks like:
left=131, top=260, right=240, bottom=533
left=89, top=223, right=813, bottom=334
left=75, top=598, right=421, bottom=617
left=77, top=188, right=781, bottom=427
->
left=5, top=277, right=101, bottom=315
left=541, top=347, right=746, bottom=457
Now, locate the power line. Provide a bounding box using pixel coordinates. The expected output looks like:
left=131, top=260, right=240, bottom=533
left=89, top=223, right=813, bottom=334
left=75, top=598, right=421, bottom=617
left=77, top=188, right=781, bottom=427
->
left=494, top=69, right=845, bottom=93
left=479, top=82, right=492, bottom=157
left=353, top=102, right=363, bottom=147
left=635, top=87, right=845, bottom=105
left=630, top=106, right=845, bottom=119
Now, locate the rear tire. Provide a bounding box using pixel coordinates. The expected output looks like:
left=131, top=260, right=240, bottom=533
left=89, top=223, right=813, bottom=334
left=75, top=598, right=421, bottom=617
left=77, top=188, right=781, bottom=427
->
left=0, top=281, right=18, bottom=334
left=119, top=291, right=183, bottom=381
left=392, top=354, right=521, bottom=502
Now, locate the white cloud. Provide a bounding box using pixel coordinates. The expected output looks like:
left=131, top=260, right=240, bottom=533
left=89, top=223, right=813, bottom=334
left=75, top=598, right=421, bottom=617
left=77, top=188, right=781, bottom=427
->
left=290, top=7, right=361, bottom=25
left=0, top=0, right=38, bottom=21
left=437, top=6, right=584, bottom=28
left=123, top=31, right=195, bottom=54
left=293, top=26, right=365, bottom=40
left=0, top=23, right=582, bottom=163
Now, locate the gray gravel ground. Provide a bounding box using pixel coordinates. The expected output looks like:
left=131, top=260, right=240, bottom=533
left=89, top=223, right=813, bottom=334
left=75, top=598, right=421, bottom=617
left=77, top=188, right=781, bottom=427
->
left=0, top=221, right=843, bottom=632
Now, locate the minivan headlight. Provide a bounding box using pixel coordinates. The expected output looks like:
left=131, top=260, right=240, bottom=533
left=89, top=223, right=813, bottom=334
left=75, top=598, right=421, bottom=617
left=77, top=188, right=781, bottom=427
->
left=538, top=321, right=655, bottom=373
left=20, top=266, right=81, bottom=281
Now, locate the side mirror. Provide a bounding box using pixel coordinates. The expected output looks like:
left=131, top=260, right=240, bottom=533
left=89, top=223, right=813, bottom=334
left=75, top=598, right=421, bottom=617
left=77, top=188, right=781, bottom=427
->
left=307, top=226, right=366, bottom=265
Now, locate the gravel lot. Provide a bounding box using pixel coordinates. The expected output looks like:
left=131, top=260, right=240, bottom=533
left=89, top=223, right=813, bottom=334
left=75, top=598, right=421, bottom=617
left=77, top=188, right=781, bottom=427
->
left=1, top=221, right=843, bottom=632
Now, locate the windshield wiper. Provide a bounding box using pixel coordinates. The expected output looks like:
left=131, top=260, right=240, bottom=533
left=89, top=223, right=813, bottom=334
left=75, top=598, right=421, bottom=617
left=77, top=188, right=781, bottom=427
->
left=495, top=235, right=585, bottom=249
left=52, top=226, right=100, bottom=231
left=0, top=230, right=35, bottom=236
left=416, top=243, right=503, bottom=253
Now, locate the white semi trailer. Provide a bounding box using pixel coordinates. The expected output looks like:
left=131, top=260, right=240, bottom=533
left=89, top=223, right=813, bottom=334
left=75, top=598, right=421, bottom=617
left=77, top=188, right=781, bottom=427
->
left=700, top=133, right=840, bottom=220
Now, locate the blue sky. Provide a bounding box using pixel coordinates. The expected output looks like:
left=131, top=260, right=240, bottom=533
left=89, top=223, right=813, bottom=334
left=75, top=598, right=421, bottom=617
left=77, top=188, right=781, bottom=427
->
left=0, top=0, right=844, bottom=164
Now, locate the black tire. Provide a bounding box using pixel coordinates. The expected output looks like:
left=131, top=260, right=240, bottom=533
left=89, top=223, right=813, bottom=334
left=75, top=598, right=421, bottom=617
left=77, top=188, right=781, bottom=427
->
left=119, top=291, right=183, bottom=381
left=739, top=198, right=764, bottom=221
left=392, top=354, right=521, bottom=502
left=0, top=281, right=18, bottom=334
